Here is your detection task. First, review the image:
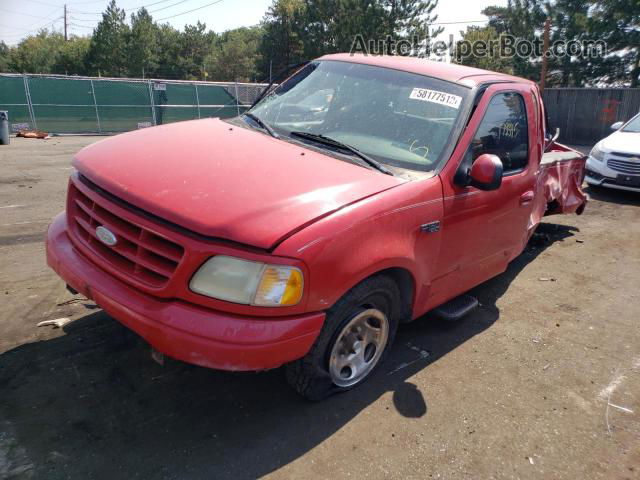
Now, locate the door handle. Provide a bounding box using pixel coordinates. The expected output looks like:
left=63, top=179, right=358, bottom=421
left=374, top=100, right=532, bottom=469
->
left=520, top=191, right=534, bottom=205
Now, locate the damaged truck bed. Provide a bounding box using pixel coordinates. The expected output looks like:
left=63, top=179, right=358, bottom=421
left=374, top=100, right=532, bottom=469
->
left=534, top=144, right=587, bottom=230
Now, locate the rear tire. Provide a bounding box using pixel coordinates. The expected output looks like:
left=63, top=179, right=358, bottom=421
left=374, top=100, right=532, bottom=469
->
left=286, top=275, right=401, bottom=400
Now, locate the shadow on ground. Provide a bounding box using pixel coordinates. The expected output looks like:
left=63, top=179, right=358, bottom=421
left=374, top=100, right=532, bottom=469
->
left=0, top=223, right=577, bottom=479
left=584, top=185, right=640, bottom=206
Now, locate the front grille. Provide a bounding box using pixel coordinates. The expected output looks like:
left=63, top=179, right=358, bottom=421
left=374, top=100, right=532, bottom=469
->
left=68, top=182, right=184, bottom=288
left=610, top=151, right=639, bottom=159
left=607, top=158, right=640, bottom=175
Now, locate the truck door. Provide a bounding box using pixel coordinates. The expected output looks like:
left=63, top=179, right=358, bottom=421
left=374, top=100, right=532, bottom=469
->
left=427, top=84, right=540, bottom=308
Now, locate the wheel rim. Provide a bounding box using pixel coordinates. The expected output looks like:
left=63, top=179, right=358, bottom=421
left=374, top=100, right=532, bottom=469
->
left=328, top=308, right=389, bottom=388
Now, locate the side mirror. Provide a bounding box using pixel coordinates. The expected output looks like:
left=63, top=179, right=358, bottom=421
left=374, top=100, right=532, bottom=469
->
left=468, top=154, right=503, bottom=191
left=611, top=121, right=624, bottom=131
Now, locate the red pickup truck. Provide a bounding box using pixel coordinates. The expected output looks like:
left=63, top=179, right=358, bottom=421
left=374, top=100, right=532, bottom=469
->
left=46, top=54, right=587, bottom=399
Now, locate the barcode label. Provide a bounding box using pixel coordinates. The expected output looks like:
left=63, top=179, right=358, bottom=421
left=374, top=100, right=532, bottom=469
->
left=409, top=88, right=462, bottom=109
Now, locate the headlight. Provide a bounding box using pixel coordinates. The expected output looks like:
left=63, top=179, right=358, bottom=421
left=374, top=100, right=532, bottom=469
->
left=589, top=144, right=606, bottom=162
left=189, top=255, right=304, bottom=306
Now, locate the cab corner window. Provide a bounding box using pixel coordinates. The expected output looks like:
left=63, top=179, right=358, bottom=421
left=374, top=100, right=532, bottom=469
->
left=469, top=92, right=529, bottom=175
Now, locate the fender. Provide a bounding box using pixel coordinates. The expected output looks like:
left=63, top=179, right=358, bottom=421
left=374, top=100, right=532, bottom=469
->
left=275, top=176, right=445, bottom=319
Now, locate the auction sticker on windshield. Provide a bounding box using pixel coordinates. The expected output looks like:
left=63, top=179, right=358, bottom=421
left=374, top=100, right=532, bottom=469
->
left=409, top=88, right=462, bottom=109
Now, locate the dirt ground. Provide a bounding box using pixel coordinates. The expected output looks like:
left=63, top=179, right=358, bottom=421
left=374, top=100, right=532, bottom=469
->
left=0, top=136, right=638, bottom=480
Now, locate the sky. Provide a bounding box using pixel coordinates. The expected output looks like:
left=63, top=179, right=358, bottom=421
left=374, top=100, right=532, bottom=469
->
left=0, top=0, right=507, bottom=47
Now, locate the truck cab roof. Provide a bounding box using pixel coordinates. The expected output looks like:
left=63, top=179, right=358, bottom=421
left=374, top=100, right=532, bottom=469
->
left=318, top=53, right=534, bottom=88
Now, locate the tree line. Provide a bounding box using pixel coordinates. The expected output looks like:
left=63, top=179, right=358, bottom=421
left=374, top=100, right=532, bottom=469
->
left=454, top=0, right=639, bottom=87
left=0, top=0, right=438, bottom=82
left=0, top=0, right=637, bottom=86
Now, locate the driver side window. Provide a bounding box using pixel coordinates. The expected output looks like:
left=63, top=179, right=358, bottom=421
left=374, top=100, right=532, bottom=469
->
left=469, top=92, right=529, bottom=175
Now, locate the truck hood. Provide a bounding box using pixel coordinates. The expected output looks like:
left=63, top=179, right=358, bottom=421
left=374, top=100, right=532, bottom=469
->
left=73, top=118, right=406, bottom=249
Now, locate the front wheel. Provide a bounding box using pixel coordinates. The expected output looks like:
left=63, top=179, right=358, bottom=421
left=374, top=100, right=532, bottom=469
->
left=286, top=275, right=400, bottom=400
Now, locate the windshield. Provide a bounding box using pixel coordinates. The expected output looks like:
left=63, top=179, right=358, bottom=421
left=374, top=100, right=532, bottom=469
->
left=622, top=114, right=640, bottom=133
left=249, top=60, right=470, bottom=172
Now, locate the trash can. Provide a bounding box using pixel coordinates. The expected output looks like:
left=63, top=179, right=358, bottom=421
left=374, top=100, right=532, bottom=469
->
left=0, top=111, right=9, bottom=145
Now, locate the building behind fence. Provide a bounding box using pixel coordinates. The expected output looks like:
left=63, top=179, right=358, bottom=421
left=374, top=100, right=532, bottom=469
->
left=1, top=73, right=639, bottom=145
left=0, top=73, right=265, bottom=134
left=543, top=88, right=640, bottom=145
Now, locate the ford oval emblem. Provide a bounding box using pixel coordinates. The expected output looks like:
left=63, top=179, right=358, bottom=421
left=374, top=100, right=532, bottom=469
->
left=96, top=226, right=118, bottom=246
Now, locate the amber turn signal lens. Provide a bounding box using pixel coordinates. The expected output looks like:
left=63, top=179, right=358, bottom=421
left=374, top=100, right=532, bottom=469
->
left=254, top=266, right=304, bottom=306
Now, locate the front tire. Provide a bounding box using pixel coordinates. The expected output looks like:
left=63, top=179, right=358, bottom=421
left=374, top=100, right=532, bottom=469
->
left=286, top=275, right=400, bottom=400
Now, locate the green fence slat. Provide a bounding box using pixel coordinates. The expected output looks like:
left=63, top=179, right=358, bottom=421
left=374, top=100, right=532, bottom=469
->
left=196, top=84, right=238, bottom=106
left=0, top=105, right=31, bottom=129
left=0, top=74, right=262, bottom=133
left=162, top=83, right=198, bottom=105
left=31, top=105, right=99, bottom=133
left=0, top=76, right=32, bottom=129
left=93, top=80, right=151, bottom=106
left=97, top=106, right=154, bottom=132
left=28, top=77, right=94, bottom=106
left=200, top=106, right=247, bottom=119
left=0, top=76, right=28, bottom=104
left=155, top=106, right=199, bottom=125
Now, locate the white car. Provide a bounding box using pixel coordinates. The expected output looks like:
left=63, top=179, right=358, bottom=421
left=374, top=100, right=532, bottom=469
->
left=586, top=113, right=640, bottom=192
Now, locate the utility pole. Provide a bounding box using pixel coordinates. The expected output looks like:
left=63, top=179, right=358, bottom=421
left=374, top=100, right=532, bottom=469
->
left=64, top=4, right=68, bottom=41
left=539, top=17, right=551, bottom=93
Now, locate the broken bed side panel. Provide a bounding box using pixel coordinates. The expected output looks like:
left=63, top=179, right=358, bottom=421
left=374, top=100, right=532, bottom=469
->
left=529, top=143, right=588, bottom=237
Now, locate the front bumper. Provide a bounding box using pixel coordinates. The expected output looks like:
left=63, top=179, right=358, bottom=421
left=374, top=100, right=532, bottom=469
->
left=46, top=213, right=325, bottom=371
left=586, top=156, right=640, bottom=192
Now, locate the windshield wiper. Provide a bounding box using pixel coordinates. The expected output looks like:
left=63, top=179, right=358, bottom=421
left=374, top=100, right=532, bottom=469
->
left=289, top=131, right=393, bottom=175
left=242, top=112, right=279, bottom=139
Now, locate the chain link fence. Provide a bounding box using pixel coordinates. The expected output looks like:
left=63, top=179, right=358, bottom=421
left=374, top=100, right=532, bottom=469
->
left=0, top=73, right=266, bottom=134
left=7, top=75, right=636, bottom=145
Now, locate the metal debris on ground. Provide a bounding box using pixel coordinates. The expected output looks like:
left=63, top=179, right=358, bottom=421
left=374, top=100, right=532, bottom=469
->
left=16, top=130, right=50, bottom=139
left=36, top=317, right=72, bottom=329
left=387, top=343, right=430, bottom=375
left=151, top=348, right=165, bottom=366
left=56, top=297, right=90, bottom=307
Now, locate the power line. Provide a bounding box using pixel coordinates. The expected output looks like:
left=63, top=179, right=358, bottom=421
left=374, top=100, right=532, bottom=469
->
left=68, top=22, right=95, bottom=29
left=27, top=0, right=62, bottom=7
left=0, top=20, right=54, bottom=33
left=70, top=10, right=108, bottom=16
left=428, top=20, right=489, bottom=26
left=0, top=6, right=63, bottom=35
left=2, top=0, right=224, bottom=42
left=66, top=0, right=202, bottom=34
left=72, top=0, right=189, bottom=15
left=1, top=17, right=63, bottom=38
left=148, top=0, right=194, bottom=15
left=129, top=0, right=184, bottom=12
left=156, top=0, right=225, bottom=21
left=65, top=0, right=114, bottom=5
left=0, top=7, right=61, bottom=20
left=68, top=15, right=101, bottom=23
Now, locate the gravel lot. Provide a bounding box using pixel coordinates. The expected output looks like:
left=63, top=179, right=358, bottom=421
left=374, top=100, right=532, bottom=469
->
left=1, top=136, right=639, bottom=479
